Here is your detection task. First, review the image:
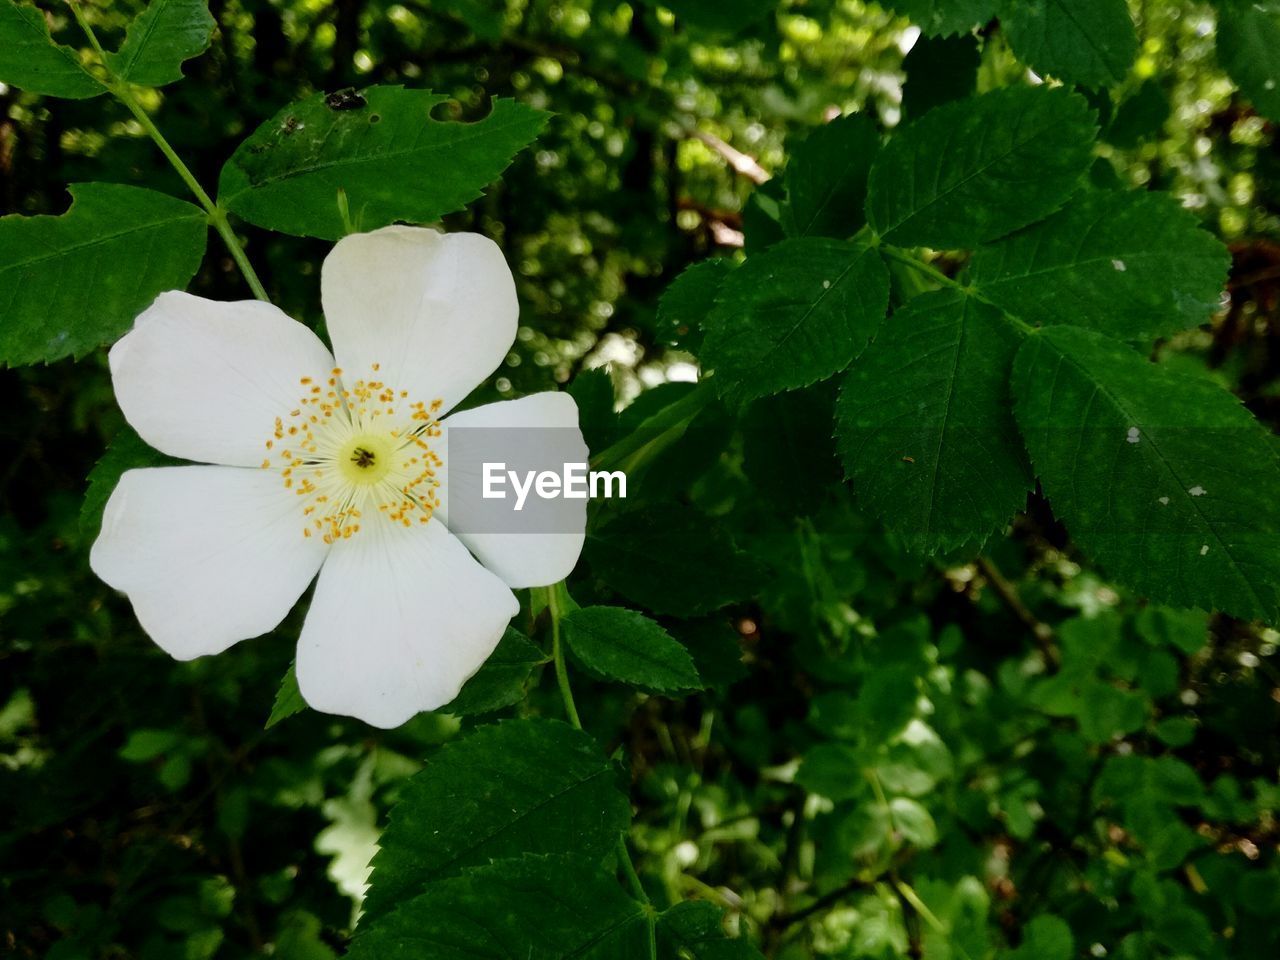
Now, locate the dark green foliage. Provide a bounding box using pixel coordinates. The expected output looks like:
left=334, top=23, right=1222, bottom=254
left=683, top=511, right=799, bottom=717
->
left=1013, top=325, right=1280, bottom=622
left=0, top=0, right=104, bottom=98
left=702, top=238, right=889, bottom=402
left=3, top=1, right=1280, bottom=958
left=585, top=505, right=765, bottom=616
left=350, top=856, right=650, bottom=959
left=106, top=0, right=216, bottom=88
left=999, top=0, right=1138, bottom=87
left=866, top=86, right=1098, bottom=249
left=0, top=183, right=207, bottom=364
left=970, top=191, right=1231, bottom=340
left=219, top=88, right=549, bottom=239
left=361, top=719, right=630, bottom=922
left=837, top=289, right=1032, bottom=552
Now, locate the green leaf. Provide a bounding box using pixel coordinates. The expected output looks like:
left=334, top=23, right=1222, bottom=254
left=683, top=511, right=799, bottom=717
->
left=105, top=0, right=215, bottom=87
left=266, top=664, right=306, bottom=729
left=797, top=742, right=865, bottom=802
left=701, top=238, right=889, bottom=403
left=585, top=504, right=766, bottom=617
left=81, top=426, right=178, bottom=538
left=1000, top=0, right=1137, bottom=87
left=1215, top=0, right=1280, bottom=121
left=889, top=797, right=939, bottom=848
left=1004, top=915, right=1073, bottom=960
left=562, top=606, right=702, bottom=693
left=351, top=856, right=649, bottom=960
left=119, top=728, right=183, bottom=761
left=1012, top=325, right=1280, bottom=623
left=837, top=289, right=1032, bottom=553
left=657, top=258, right=733, bottom=353
left=784, top=113, right=880, bottom=239
left=0, top=183, right=208, bottom=366
left=901, top=32, right=980, bottom=121
left=0, top=0, right=104, bottom=98
left=866, top=86, right=1096, bottom=250
left=440, top=628, right=545, bottom=715
left=218, top=87, right=548, bottom=240
left=878, top=0, right=997, bottom=37
left=657, top=901, right=765, bottom=959
left=361, top=718, right=630, bottom=923
left=970, top=191, right=1230, bottom=341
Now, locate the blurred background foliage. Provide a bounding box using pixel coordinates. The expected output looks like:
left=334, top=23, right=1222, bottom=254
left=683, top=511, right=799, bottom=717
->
left=2, top=0, right=1279, bottom=957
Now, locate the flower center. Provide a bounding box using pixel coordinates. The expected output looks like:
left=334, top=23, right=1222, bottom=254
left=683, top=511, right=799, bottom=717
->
left=262, top=364, right=444, bottom=543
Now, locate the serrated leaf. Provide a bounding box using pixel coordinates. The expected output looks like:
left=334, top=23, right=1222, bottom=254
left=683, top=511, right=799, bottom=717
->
left=837, top=289, right=1032, bottom=553
left=1216, top=0, right=1280, bottom=121
left=440, top=627, right=545, bottom=715
left=878, top=0, right=997, bottom=36
left=361, top=718, right=630, bottom=923
left=81, top=427, right=178, bottom=538
left=1000, top=0, right=1137, bottom=87
left=0, top=0, right=104, bottom=98
left=970, top=191, right=1229, bottom=341
left=585, top=504, right=765, bottom=617
left=351, top=856, right=649, bottom=960
left=657, top=258, right=733, bottom=352
left=563, top=606, right=702, bottom=693
left=0, top=183, right=208, bottom=366
left=866, top=86, right=1096, bottom=250
left=1012, top=325, right=1280, bottom=623
left=701, top=238, right=889, bottom=403
left=266, top=664, right=306, bottom=729
left=784, top=114, right=880, bottom=239
left=105, top=0, right=215, bottom=87
left=657, top=901, right=765, bottom=959
left=218, top=87, right=548, bottom=240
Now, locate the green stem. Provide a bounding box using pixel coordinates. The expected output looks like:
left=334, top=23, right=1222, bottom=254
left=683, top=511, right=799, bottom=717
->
left=590, top=378, right=716, bottom=472
left=879, top=244, right=965, bottom=291
left=544, top=582, right=582, bottom=730
left=67, top=2, right=270, bottom=302
left=543, top=581, right=651, bottom=921
left=879, top=244, right=1036, bottom=336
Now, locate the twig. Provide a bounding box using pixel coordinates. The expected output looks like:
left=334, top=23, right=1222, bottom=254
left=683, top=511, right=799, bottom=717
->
left=975, top=556, right=1059, bottom=669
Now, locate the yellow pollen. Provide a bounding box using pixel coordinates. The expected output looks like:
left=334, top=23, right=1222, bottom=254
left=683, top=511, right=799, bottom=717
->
left=264, top=362, right=444, bottom=544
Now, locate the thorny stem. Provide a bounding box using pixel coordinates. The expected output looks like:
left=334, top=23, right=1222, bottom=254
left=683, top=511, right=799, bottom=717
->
left=543, top=581, right=654, bottom=942
left=67, top=2, right=270, bottom=302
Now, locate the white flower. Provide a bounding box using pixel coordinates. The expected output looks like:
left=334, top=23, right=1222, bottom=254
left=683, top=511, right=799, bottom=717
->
left=90, top=226, right=587, bottom=728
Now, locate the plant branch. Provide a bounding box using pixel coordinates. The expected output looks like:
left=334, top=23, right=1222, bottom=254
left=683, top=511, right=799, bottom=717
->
left=67, top=1, right=270, bottom=302
left=975, top=555, right=1059, bottom=669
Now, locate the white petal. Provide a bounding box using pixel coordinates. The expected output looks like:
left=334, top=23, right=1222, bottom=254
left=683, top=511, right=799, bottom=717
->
left=320, top=226, right=517, bottom=415
left=437, top=392, right=588, bottom=589
left=90, top=466, right=327, bottom=660
left=295, top=519, right=519, bottom=728
left=110, top=292, right=336, bottom=467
